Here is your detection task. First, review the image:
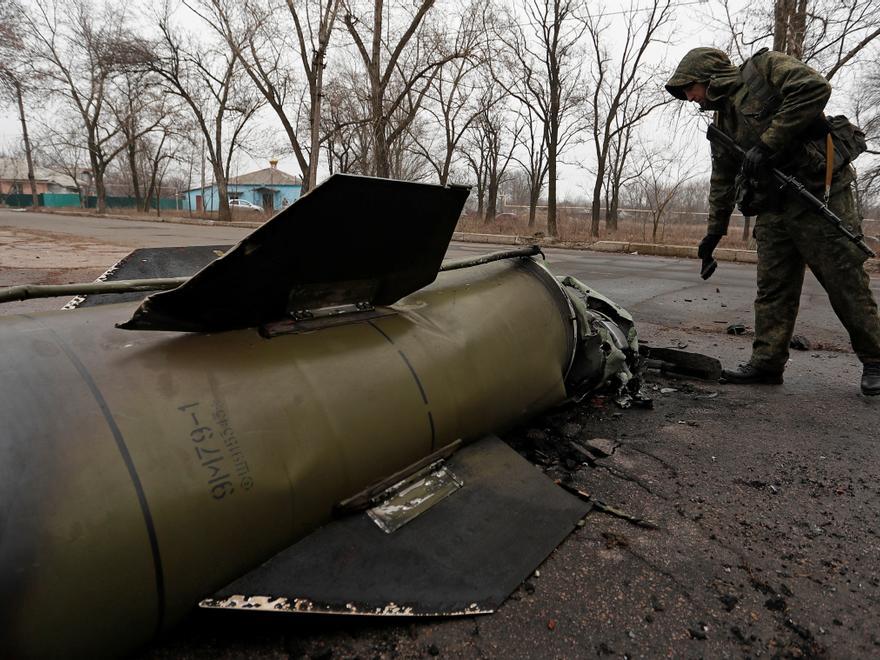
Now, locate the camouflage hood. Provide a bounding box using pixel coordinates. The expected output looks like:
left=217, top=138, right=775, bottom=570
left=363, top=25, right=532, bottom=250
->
left=665, top=47, right=741, bottom=101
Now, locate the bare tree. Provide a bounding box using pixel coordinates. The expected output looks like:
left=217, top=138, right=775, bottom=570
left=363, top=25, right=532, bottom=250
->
left=715, top=0, right=880, bottom=80
left=322, top=63, right=373, bottom=175
left=490, top=0, right=587, bottom=238
left=632, top=137, right=700, bottom=243
left=149, top=4, right=264, bottom=221
left=343, top=0, right=461, bottom=178
left=852, top=47, right=880, bottom=209
left=407, top=3, right=484, bottom=185
left=0, top=0, right=39, bottom=208
left=604, top=116, right=644, bottom=234
left=461, top=125, right=488, bottom=218
left=511, top=102, right=549, bottom=228
left=462, top=91, right=519, bottom=223
left=106, top=64, right=180, bottom=212
left=191, top=0, right=340, bottom=192
left=32, top=115, right=92, bottom=201
left=21, top=0, right=156, bottom=213
left=584, top=0, right=673, bottom=238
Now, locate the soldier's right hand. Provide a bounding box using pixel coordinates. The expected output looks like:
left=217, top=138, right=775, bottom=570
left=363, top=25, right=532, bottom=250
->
left=742, top=142, right=773, bottom=178
left=698, top=233, right=722, bottom=280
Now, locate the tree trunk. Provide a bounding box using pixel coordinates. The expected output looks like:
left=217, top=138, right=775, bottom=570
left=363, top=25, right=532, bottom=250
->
left=307, top=47, right=326, bottom=192
left=527, top=187, right=539, bottom=229
left=773, top=0, right=808, bottom=58
left=94, top=170, right=107, bottom=214
left=14, top=80, right=38, bottom=209
left=485, top=172, right=498, bottom=223
left=590, top=153, right=605, bottom=237
left=211, top=158, right=231, bottom=221
left=607, top=189, right=619, bottom=233
left=372, top=98, right=389, bottom=178
left=547, top=137, right=558, bottom=237
left=126, top=137, right=144, bottom=212
left=369, top=1, right=389, bottom=179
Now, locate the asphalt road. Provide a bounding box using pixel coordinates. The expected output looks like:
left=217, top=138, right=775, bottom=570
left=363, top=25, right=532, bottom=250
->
left=2, top=208, right=874, bottom=351
left=2, top=209, right=879, bottom=659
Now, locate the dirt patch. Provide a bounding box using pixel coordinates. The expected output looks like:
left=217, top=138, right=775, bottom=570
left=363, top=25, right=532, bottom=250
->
left=0, top=227, right=130, bottom=269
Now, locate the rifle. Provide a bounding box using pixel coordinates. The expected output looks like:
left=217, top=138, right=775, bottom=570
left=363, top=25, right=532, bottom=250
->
left=706, top=124, right=875, bottom=258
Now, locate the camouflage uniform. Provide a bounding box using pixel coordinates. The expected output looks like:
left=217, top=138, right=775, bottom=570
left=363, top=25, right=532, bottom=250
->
left=666, top=48, right=880, bottom=372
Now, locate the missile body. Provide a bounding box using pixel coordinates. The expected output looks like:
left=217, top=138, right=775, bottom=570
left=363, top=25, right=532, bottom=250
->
left=1, top=257, right=599, bottom=657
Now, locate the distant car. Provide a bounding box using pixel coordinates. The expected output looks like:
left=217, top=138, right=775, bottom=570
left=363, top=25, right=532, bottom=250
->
left=228, top=199, right=263, bottom=211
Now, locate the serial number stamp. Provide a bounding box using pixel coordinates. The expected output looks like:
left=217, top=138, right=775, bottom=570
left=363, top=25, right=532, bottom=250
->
left=178, top=401, right=253, bottom=499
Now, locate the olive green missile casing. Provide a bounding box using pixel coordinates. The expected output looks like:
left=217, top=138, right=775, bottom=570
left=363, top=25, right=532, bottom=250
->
left=0, top=258, right=580, bottom=658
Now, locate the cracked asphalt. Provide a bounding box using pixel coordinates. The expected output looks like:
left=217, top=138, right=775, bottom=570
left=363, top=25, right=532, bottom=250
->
left=2, top=210, right=878, bottom=659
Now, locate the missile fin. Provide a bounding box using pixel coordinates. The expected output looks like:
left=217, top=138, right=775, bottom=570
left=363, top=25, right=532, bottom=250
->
left=200, top=436, right=591, bottom=617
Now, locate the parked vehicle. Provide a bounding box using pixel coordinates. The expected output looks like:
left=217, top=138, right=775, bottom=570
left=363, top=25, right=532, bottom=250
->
left=229, top=198, right=263, bottom=211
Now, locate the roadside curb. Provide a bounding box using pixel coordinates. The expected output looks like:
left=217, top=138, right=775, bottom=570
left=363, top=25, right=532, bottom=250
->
left=453, top=233, right=880, bottom=271
left=452, top=233, right=758, bottom=263
left=23, top=208, right=263, bottom=230
left=589, top=240, right=759, bottom=264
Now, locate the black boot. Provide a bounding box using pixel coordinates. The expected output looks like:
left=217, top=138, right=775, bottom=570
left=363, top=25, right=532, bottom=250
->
left=861, top=363, right=880, bottom=396
left=721, top=363, right=784, bottom=385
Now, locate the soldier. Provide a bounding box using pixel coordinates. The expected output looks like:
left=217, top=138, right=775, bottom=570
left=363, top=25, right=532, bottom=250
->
left=665, top=47, right=880, bottom=396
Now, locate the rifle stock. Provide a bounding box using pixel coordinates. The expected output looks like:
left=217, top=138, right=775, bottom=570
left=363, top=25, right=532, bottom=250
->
left=706, top=124, right=875, bottom=258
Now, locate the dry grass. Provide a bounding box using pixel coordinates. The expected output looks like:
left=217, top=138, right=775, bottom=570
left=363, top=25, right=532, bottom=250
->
left=456, top=208, right=758, bottom=249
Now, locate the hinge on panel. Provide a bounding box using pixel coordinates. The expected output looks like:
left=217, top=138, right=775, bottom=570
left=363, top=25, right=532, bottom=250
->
left=259, top=302, right=395, bottom=338
left=291, top=301, right=374, bottom=321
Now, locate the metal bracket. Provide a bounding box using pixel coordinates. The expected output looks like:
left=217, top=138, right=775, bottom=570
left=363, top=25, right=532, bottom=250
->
left=259, top=306, right=395, bottom=338
left=292, top=301, right=374, bottom=321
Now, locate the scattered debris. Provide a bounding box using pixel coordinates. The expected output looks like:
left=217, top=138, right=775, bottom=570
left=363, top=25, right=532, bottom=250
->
left=547, top=619, right=557, bottom=631
left=784, top=618, right=813, bottom=641
left=557, top=482, right=659, bottom=529
left=583, top=438, right=617, bottom=458
left=688, top=624, right=708, bottom=640
left=660, top=387, right=678, bottom=394
left=719, top=594, right=739, bottom=612
left=601, top=531, right=629, bottom=549
left=765, top=595, right=787, bottom=611
left=727, top=323, right=747, bottom=335
left=641, top=346, right=722, bottom=381
left=526, top=429, right=548, bottom=442
left=790, top=335, right=811, bottom=350
left=561, top=423, right=582, bottom=438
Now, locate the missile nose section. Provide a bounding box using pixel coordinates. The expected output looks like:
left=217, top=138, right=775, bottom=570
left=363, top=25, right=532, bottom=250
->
left=0, top=175, right=641, bottom=657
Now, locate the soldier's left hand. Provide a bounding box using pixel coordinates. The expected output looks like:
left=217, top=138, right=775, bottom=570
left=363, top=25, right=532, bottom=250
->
left=742, top=142, right=773, bottom=178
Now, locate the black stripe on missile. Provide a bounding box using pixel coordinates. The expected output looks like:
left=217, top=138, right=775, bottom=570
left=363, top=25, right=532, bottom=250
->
left=368, top=321, right=436, bottom=449
left=28, top=319, right=167, bottom=636
left=394, top=350, right=428, bottom=405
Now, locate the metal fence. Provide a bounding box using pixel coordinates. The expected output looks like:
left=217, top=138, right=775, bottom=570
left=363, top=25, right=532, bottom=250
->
left=1, top=192, right=179, bottom=210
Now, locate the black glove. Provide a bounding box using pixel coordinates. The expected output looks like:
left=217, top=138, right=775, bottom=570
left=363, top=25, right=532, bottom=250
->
left=698, top=233, right=722, bottom=280
left=741, top=142, right=773, bottom=178
left=697, top=233, right=722, bottom=260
